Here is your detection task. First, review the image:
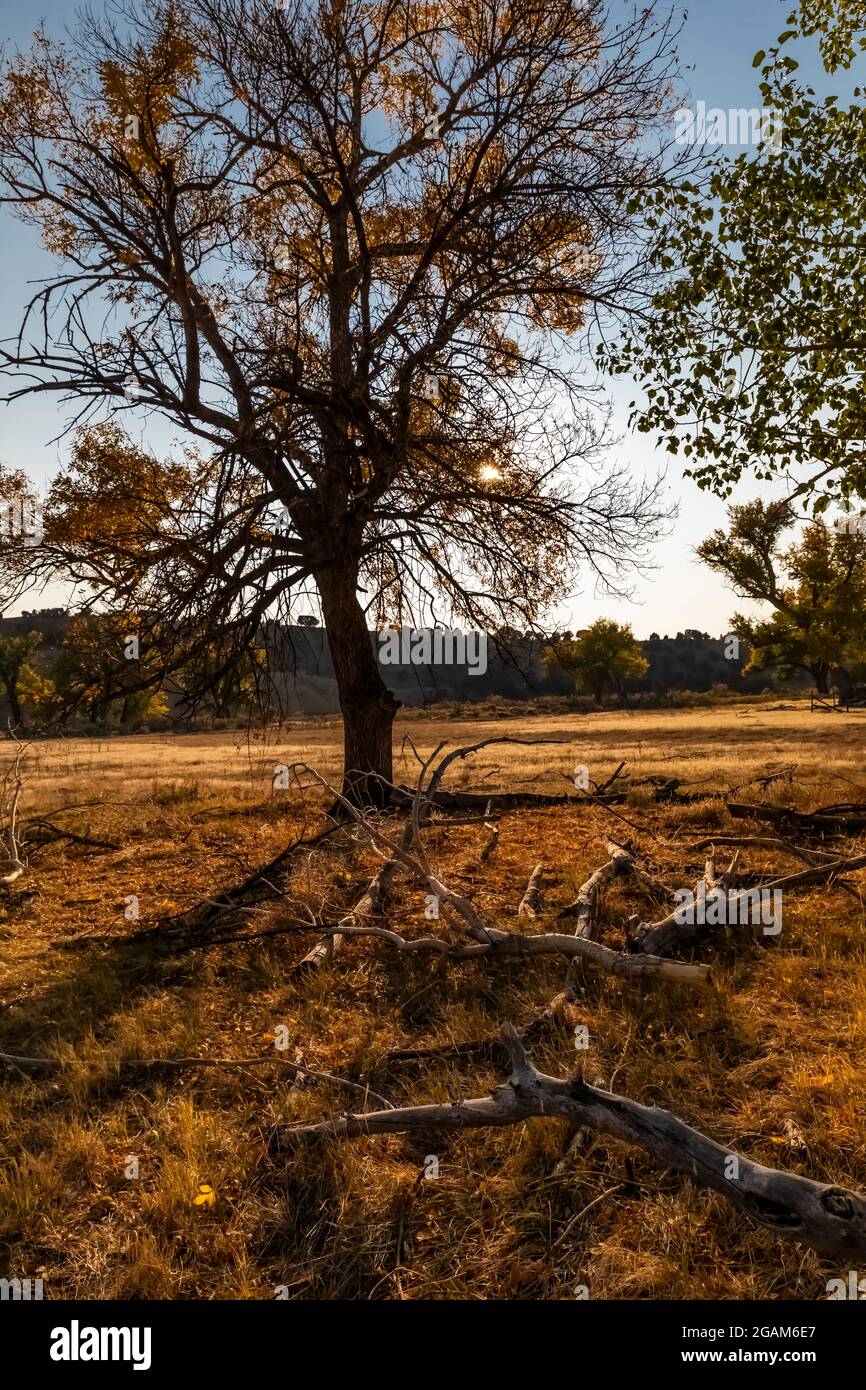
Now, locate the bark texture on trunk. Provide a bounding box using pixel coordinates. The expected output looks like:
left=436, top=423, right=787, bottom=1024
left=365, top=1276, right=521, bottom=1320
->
left=317, top=561, right=400, bottom=806
left=4, top=679, right=21, bottom=727
left=810, top=663, right=831, bottom=694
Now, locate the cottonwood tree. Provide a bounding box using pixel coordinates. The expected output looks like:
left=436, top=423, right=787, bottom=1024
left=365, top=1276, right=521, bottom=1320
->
left=608, top=1, right=866, bottom=513
left=0, top=631, right=42, bottom=728
left=49, top=612, right=169, bottom=723
left=699, top=499, right=866, bottom=694
left=546, top=616, right=648, bottom=704
left=0, top=0, right=681, bottom=801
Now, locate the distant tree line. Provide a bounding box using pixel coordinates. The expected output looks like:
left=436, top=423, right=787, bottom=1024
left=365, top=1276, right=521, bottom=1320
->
left=0, top=613, right=266, bottom=730
left=0, top=609, right=794, bottom=730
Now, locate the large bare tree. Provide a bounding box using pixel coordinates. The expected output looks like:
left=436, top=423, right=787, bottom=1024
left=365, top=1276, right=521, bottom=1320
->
left=0, top=0, right=680, bottom=800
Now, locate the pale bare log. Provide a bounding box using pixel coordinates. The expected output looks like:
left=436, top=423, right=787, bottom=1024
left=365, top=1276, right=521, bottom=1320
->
left=479, top=799, right=499, bottom=865
left=296, top=762, right=494, bottom=944
left=518, top=865, right=546, bottom=919
left=638, top=849, right=866, bottom=957
left=323, top=921, right=710, bottom=986
left=557, top=840, right=634, bottom=937
left=297, top=860, right=397, bottom=972
left=759, top=854, right=866, bottom=891
left=287, top=1026, right=866, bottom=1260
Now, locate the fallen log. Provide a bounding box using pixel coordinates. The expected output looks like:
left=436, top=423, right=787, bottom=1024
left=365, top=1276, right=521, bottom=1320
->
left=634, top=852, right=738, bottom=958
left=758, top=853, right=866, bottom=892
left=295, top=860, right=397, bottom=972
left=479, top=801, right=499, bottom=864
left=557, top=841, right=635, bottom=936
left=545, top=840, right=639, bottom=1016
left=320, top=920, right=710, bottom=986
left=391, top=787, right=575, bottom=811
left=286, top=1024, right=866, bottom=1260
left=518, top=865, right=546, bottom=919
left=290, top=763, right=709, bottom=987
left=635, top=850, right=866, bottom=957
left=727, top=802, right=866, bottom=833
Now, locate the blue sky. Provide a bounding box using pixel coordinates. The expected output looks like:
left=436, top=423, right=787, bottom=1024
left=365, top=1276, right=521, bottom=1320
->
left=0, top=1, right=842, bottom=632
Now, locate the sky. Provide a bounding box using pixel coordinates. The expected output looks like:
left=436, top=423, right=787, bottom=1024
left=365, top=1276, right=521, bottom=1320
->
left=0, top=0, right=841, bottom=633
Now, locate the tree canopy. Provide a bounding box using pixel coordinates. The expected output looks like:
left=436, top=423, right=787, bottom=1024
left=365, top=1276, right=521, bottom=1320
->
left=698, top=500, right=866, bottom=693
left=546, top=617, right=648, bottom=704
left=606, top=1, right=866, bottom=513
left=0, top=631, right=42, bottom=727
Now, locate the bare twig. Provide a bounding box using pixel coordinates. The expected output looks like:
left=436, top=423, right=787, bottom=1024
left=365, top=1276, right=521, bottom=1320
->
left=0, top=1050, right=393, bottom=1108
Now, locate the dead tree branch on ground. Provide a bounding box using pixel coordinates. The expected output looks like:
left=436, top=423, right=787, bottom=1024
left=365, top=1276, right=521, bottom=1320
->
left=727, top=802, right=866, bottom=833
left=518, top=865, right=546, bottom=919
left=286, top=1025, right=866, bottom=1260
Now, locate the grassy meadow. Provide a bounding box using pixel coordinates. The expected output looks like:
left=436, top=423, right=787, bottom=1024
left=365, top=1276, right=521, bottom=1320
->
left=1, top=698, right=865, bottom=1299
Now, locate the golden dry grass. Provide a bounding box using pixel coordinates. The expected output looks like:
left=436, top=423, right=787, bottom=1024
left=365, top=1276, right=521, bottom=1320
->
left=1, top=700, right=865, bottom=1300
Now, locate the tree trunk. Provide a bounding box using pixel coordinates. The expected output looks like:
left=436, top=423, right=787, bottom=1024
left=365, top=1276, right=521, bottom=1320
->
left=832, top=665, right=852, bottom=698
left=4, top=678, right=22, bottom=727
left=810, top=663, right=831, bottom=695
left=317, top=561, right=400, bottom=806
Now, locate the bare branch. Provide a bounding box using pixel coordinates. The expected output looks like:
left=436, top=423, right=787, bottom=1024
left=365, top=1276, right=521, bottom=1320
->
left=286, top=1026, right=866, bottom=1260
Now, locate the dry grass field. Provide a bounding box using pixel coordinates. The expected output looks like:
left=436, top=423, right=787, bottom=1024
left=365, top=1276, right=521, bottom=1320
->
left=1, top=699, right=865, bottom=1300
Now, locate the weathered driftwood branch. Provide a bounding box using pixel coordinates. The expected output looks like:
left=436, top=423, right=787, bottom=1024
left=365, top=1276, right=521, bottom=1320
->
left=758, top=853, right=866, bottom=891
left=557, top=841, right=635, bottom=937
left=0, top=745, right=27, bottom=886
left=635, top=850, right=745, bottom=957
left=518, top=865, right=546, bottom=919
left=319, top=920, right=710, bottom=986
left=543, top=840, right=638, bottom=1018
left=479, top=800, right=499, bottom=864
left=290, top=759, right=716, bottom=984
left=422, top=737, right=569, bottom=803
left=295, top=746, right=500, bottom=971
left=634, top=846, right=866, bottom=958
left=287, top=1025, right=866, bottom=1260
left=389, top=735, right=578, bottom=818
left=296, top=860, right=397, bottom=972
left=295, top=763, right=496, bottom=946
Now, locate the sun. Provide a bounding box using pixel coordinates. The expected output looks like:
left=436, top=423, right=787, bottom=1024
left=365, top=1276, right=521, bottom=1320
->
left=479, top=464, right=501, bottom=482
